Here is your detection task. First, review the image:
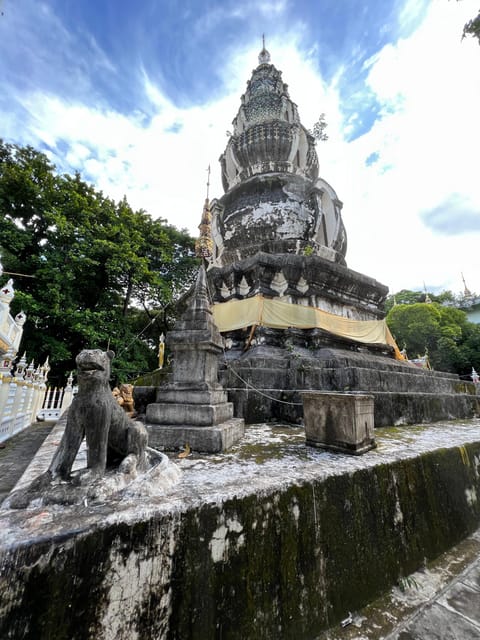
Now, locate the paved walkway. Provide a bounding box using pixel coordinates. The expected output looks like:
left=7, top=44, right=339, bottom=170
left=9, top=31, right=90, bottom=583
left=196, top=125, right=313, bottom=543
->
left=0, top=422, right=54, bottom=504
left=387, top=556, right=480, bottom=639
left=317, top=527, right=480, bottom=639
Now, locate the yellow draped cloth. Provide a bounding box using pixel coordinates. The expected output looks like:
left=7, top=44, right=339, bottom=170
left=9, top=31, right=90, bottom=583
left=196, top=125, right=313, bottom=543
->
left=211, top=296, right=404, bottom=360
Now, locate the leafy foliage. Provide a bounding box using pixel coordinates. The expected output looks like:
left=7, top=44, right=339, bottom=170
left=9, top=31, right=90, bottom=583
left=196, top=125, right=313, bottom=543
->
left=386, top=298, right=480, bottom=375
left=310, top=113, right=329, bottom=142
left=0, top=140, right=198, bottom=385
left=463, top=9, right=480, bottom=44
left=384, top=289, right=457, bottom=313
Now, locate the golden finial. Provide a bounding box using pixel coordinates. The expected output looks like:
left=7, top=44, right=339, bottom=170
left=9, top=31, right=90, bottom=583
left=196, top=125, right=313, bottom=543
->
left=195, top=193, right=213, bottom=261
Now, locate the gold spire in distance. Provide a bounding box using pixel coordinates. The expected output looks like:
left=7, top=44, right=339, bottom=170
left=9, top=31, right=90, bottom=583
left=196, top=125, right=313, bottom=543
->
left=461, top=272, right=472, bottom=297
left=195, top=165, right=213, bottom=260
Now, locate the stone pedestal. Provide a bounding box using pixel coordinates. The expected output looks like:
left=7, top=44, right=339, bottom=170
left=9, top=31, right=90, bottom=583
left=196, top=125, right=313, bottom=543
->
left=147, top=416, right=244, bottom=454
left=146, top=266, right=244, bottom=453
left=301, top=391, right=376, bottom=455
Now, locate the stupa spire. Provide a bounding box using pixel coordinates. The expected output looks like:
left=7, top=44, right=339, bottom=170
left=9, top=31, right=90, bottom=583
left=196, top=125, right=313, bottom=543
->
left=258, top=34, right=271, bottom=65
left=195, top=166, right=213, bottom=261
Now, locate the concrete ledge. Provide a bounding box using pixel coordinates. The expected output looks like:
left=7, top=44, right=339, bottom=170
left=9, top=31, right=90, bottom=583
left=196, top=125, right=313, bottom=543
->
left=2, top=420, right=480, bottom=639
left=155, top=388, right=229, bottom=405
left=372, top=391, right=480, bottom=427
left=224, top=387, right=480, bottom=426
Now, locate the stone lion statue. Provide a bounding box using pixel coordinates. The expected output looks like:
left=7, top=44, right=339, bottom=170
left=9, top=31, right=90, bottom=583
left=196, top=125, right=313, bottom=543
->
left=10, top=350, right=148, bottom=505
left=52, top=349, right=147, bottom=482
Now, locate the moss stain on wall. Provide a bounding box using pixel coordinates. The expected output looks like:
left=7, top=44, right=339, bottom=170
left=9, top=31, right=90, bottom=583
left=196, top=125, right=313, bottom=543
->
left=2, top=442, right=480, bottom=639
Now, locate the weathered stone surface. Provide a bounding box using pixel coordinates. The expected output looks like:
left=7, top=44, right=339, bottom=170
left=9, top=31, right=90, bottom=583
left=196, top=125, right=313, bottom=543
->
left=202, top=49, right=478, bottom=431
left=2, top=421, right=480, bottom=639
left=147, top=401, right=234, bottom=427
left=302, top=391, right=376, bottom=454
left=208, top=252, right=387, bottom=319
left=147, top=417, right=245, bottom=453
left=218, top=344, right=479, bottom=424
left=211, top=53, right=347, bottom=268
left=132, top=385, right=156, bottom=415
left=154, top=388, right=229, bottom=405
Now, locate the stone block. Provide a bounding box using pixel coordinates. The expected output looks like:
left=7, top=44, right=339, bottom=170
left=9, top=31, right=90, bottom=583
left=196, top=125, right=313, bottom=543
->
left=147, top=417, right=245, bottom=453
left=301, top=391, right=376, bottom=454
left=133, top=386, right=156, bottom=414
left=146, top=401, right=234, bottom=427
left=155, top=388, right=229, bottom=405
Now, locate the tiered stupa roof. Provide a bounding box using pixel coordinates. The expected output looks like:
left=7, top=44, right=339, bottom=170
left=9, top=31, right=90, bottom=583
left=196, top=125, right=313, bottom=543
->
left=210, top=45, right=347, bottom=267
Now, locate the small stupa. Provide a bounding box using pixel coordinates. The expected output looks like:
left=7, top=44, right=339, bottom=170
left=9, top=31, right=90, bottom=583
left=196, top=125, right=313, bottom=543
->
left=146, top=265, right=245, bottom=452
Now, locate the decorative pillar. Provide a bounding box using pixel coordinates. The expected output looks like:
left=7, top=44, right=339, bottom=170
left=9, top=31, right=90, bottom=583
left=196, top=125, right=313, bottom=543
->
left=60, top=372, right=75, bottom=413
left=0, top=349, right=15, bottom=442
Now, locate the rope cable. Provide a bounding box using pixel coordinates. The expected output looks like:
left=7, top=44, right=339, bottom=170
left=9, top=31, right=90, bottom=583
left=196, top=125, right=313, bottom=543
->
left=116, top=314, right=159, bottom=358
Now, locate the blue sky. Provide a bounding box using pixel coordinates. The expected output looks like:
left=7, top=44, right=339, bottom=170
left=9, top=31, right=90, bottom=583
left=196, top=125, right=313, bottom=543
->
left=1, top=0, right=479, bottom=296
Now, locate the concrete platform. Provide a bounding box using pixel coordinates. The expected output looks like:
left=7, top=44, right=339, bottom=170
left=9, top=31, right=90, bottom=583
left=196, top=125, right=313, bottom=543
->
left=2, top=419, right=480, bottom=639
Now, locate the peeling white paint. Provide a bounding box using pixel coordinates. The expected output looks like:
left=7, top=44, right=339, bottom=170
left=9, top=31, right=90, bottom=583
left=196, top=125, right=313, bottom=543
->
left=465, top=486, right=477, bottom=507
left=99, top=522, right=177, bottom=640
left=226, top=517, right=243, bottom=533
left=209, top=517, right=245, bottom=563
left=292, top=502, right=300, bottom=524
left=210, top=524, right=229, bottom=563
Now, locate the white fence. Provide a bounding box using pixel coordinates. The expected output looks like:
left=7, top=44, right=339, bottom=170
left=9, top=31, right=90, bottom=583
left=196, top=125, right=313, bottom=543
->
left=37, top=377, right=76, bottom=422
left=0, top=271, right=77, bottom=443
left=0, top=354, right=75, bottom=444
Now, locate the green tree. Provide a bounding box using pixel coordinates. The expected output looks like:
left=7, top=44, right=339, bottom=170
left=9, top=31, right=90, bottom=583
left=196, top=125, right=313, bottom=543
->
left=386, top=301, right=480, bottom=374
left=384, top=289, right=425, bottom=313
left=387, top=303, right=442, bottom=359
left=0, top=140, right=198, bottom=385
left=463, top=9, right=480, bottom=43
left=384, top=289, right=458, bottom=313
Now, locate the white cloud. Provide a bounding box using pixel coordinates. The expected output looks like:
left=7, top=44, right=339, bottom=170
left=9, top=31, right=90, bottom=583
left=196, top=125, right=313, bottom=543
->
left=2, top=0, right=479, bottom=299
left=320, top=0, right=480, bottom=295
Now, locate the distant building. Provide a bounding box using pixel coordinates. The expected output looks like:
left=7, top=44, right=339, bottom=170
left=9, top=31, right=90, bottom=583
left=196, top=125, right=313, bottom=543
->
left=0, top=276, right=26, bottom=360
left=458, top=295, right=480, bottom=324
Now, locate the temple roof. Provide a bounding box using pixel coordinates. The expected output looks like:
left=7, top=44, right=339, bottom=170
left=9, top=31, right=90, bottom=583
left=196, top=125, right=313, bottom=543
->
left=211, top=48, right=347, bottom=269
left=219, top=46, right=318, bottom=192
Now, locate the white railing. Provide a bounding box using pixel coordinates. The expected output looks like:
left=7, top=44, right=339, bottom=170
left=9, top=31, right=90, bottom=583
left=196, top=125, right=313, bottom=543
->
left=0, top=371, right=45, bottom=443
left=0, top=277, right=26, bottom=354
left=0, top=354, right=76, bottom=443
left=36, top=377, right=76, bottom=422
left=0, top=272, right=78, bottom=442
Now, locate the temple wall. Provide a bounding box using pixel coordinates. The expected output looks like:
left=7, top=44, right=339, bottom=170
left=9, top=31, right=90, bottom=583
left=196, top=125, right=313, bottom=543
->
left=2, top=441, right=480, bottom=639
left=218, top=345, right=480, bottom=424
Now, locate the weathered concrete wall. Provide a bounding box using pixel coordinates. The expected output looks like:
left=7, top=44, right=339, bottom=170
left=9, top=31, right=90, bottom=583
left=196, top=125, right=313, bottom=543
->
left=1, top=439, right=480, bottom=639
left=220, top=346, right=480, bottom=424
